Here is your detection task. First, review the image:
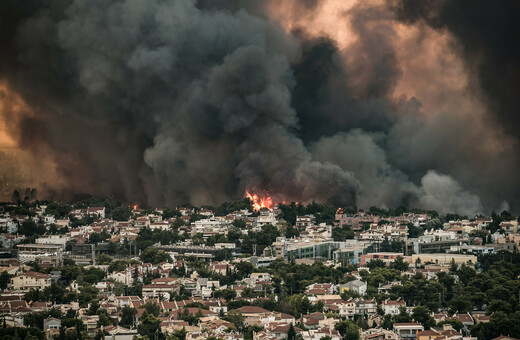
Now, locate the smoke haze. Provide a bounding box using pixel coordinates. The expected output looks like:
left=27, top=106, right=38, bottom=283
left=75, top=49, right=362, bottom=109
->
left=0, top=0, right=518, bottom=215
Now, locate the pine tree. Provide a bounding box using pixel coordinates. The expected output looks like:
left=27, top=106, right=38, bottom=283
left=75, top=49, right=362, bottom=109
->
left=288, top=324, right=296, bottom=340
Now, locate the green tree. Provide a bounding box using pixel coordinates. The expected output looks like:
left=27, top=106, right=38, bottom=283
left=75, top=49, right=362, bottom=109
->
left=120, top=306, right=137, bottom=329
left=288, top=324, right=296, bottom=340
left=96, top=254, right=113, bottom=265
left=288, top=294, right=312, bottom=317
left=89, top=230, right=111, bottom=244
left=43, top=283, right=70, bottom=304
left=138, top=313, right=161, bottom=339
left=227, top=226, right=242, bottom=243
left=45, top=202, right=72, bottom=218
left=0, top=327, right=45, bottom=340
left=412, top=306, right=435, bottom=329
left=240, top=224, right=281, bottom=255
left=235, top=261, right=254, bottom=278
left=214, top=288, right=237, bottom=301
left=449, top=258, right=458, bottom=273
left=215, top=199, right=252, bottom=216
left=112, top=281, right=126, bottom=296
left=285, top=224, right=300, bottom=238
left=111, top=206, right=132, bottom=221
left=394, top=306, right=411, bottom=323
left=19, top=219, right=45, bottom=236
left=332, top=225, right=355, bottom=241
left=143, top=301, right=161, bottom=317
left=24, top=308, right=62, bottom=328
left=389, top=256, right=409, bottom=271
left=23, top=288, right=44, bottom=302
left=215, top=249, right=232, bottom=261
left=88, top=300, right=100, bottom=315
left=334, top=320, right=359, bottom=340
left=225, top=310, right=244, bottom=330
left=162, top=209, right=181, bottom=219
left=232, top=219, right=246, bottom=229
left=449, top=294, right=471, bottom=313
left=382, top=314, right=393, bottom=329
left=407, top=223, right=423, bottom=238
left=456, top=264, right=476, bottom=285
left=167, top=327, right=187, bottom=340
left=470, top=311, right=520, bottom=339
left=367, top=259, right=386, bottom=269
left=380, top=238, right=392, bottom=252
left=0, top=271, right=11, bottom=289
left=108, top=260, right=132, bottom=273
left=180, top=308, right=200, bottom=326
left=78, top=284, right=99, bottom=307
left=97, top=309, right=112, bottom=327
left=66, top=309, right=77, bottom=318
left=140, top=248, right=172, bottom=264
left=83, top=267, right=106, bottom=284
left=95, top=330, right=106, bottom=340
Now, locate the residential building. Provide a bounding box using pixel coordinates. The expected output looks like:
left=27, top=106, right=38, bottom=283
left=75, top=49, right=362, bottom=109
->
left=254, top=209, right=277, bottom=229
left=382, top=300, right=406, bottom=315
left=339, top=280, right=367, bottom=296
left=44, top=317, right=61, bottom=331
left=406, top=254, right=477, bottom=267
left=17, top=243, right=63, bottom=267
left=296, top=216, right=313, bottom=228
left=360, top=253, right=403, bottom=266
left=500, top=220, right=519, bottom=234
left=393, top=323, right=424, bottom=339
left=9, top=271, right=51, bottom=291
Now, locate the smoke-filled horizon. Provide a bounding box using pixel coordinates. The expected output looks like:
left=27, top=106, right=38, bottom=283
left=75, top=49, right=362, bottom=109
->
left=0, top=0, right=518, bottom=216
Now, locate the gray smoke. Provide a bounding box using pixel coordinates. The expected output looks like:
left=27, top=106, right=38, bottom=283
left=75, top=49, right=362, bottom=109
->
left=418, top=171, right=483, bottom=217
left=0, top=0, right=518, bottom=214
left=0, top=0, right=360, bottom=207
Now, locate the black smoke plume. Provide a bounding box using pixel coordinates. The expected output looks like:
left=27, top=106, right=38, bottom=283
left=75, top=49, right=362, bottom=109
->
left=390, top=0, right=520, bottom=144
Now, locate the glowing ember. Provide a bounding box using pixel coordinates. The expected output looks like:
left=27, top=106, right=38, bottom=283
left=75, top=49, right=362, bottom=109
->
left=245, top=190, right=274, bottom=211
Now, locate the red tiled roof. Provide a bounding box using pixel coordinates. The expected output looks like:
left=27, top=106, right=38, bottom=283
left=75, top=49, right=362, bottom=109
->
left=236, top=306, right=270, bottom=314
left=418, top=330, right=439, bottom=336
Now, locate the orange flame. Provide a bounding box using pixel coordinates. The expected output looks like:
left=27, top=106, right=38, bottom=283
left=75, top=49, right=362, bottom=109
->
left=132, top=205, right=138, bottom=211
left=245, top=190, right=274, bottom=211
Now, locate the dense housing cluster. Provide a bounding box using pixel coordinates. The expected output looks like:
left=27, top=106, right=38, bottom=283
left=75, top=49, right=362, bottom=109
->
left=0, top=198, right=518, bottom=340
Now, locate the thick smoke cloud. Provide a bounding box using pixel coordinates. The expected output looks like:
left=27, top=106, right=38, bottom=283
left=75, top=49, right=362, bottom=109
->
left=0, top=0, right=359, bottom=207
left=390, top=0, right=520, bottom=140
left=418, top=171, right=483, bottom=217
left=0, top=0, right=518, bottom=214
left=310, top=130, right=416, bottom=209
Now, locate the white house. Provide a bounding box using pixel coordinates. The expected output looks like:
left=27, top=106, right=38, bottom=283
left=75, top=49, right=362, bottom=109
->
left=382, top=299, right=406, bottom=315
left=254, top=210, right=277, bottom=229
left=339, top=280, right=367, bottom=296
left=87, top=207, right=106, bottom=218
left=108, top=268, right=134, bottom=285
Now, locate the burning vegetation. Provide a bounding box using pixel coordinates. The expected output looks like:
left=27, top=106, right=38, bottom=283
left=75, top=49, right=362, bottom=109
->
left=245, top=190, right=274, bottom=211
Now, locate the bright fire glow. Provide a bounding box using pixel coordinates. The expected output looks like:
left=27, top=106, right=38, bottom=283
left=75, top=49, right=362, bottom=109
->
left=245, top=190, right=274, bottom=211
left=132, top=205, right=139, bottom=211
